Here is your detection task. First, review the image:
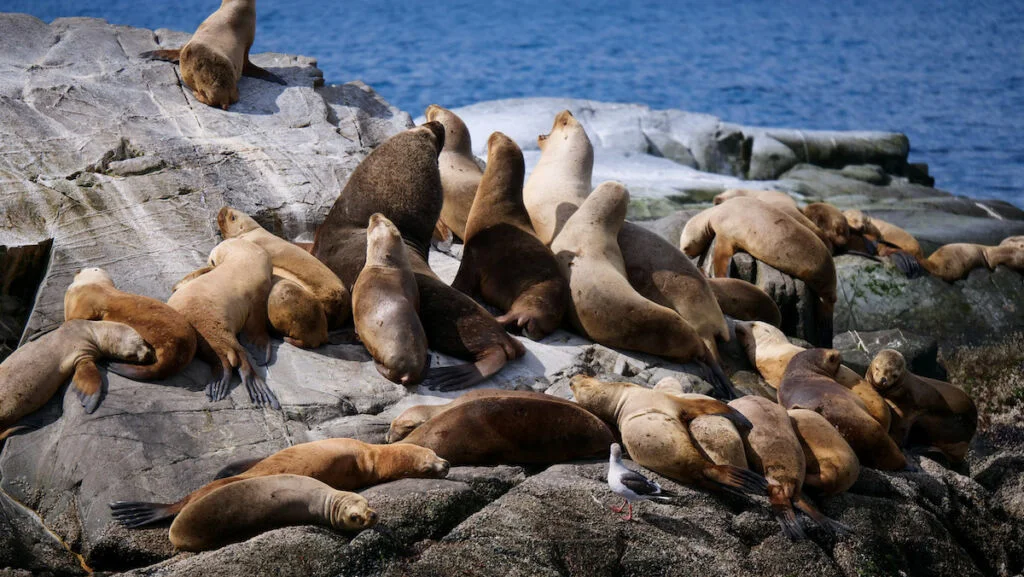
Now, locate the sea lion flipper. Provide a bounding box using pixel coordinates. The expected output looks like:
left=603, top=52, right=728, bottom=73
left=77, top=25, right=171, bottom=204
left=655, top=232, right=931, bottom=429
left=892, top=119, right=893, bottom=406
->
left=888, top=250, right=927, bottom=278
left=206, top=357, right=233, bottom=402
left=71, top=360, right=103, bottom=414
left=109, top=500, right=178, bottom=528
left=240, top=360, right=280, bottom=410
left=768, top=484, right=806, bottom=541
left=793, top=492, right=852, bottom=536
left=242, top=60, right=287, bottom=85
left=139, top=48, right=181, bottom=62
left=702, top=464, right=768, bottom=495
left=422, top=362, right=482, bottom=392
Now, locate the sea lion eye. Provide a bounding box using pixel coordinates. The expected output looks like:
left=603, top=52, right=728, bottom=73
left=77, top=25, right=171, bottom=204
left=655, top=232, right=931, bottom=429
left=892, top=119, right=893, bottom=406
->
left=349, top=513, right=359, bottom=523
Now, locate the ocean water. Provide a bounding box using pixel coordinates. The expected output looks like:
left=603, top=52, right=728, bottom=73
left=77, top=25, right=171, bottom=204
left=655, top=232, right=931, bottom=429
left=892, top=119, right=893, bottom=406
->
left=4, top=0, right=1023, bottom=206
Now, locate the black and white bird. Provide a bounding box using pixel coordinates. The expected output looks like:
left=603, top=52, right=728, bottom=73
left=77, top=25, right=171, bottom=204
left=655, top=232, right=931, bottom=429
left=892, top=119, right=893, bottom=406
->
left=606, top=443, right=673, bottom=521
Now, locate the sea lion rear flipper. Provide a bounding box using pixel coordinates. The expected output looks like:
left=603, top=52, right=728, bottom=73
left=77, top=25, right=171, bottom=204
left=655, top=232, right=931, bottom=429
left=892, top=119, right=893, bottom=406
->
left=702, top=464, right=768, bottom=496
left=238, top=356, right=280, bottom=410
left=697, top=358, right=742, bottom=401
left=888, top=250, right=926, bottom=278
left=793, top=492, right=852, bottom=536
left=768, top=483, right=806, bottom=541
left=71, top=359, right=104, bottom=414
left=212, top=457, right=264, bottom=480
left=242, top=59, right=287, bottom=85
left=139, top=48, right=181, bottom=62
left=109, top=500, right=180, bottom=528
left=422, top=348, right=508, bottom=392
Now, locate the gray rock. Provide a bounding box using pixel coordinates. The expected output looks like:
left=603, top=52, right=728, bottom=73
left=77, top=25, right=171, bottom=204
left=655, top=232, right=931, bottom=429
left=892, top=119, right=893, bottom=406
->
left=0, top=489, right=84, bottom=576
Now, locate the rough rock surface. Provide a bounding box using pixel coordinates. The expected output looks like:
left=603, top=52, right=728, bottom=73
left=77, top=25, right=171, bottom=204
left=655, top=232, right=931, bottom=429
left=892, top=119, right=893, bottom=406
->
left=2, top=14, right=1023, bottom=577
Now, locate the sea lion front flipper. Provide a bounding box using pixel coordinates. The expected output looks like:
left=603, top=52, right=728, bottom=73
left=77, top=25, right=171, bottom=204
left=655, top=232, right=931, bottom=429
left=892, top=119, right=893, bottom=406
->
left=768, top=482, right=806, bottom=541
left=242, top=59, right=287, bottom=85
left=71, top=359, right=104, bottom=414
left=422, top=348, right=508, bottom=392
left=109, top=501, right=179, bottom=528
left=139, top=48, right=181, bottom=62
left=793, top=492, right=852, bottom=536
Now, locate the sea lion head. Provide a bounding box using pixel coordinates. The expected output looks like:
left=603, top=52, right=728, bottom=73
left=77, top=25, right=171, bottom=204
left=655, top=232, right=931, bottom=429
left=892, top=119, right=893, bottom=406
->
left=1000, top=235, right=1024, bottom=250
left=72, top=267, right=115, bottom=288
left=217, top=206, right=261, bottom=238
left=328, top=492, right=378, bottom=532
left=366, top=213, right=408, bottom=269
left=815, top=348, right=843, bottom=376
left=386, top=404, right=439, bottom=443
left=425, top=104, right=470, bottom=154
left=803, top=203, right=849, bottom=249
left=843, top=209, right=869, bottom=233
left=414, top=121, right=447, bottom=156
left=98, top=322, right=156, bottom=364
left=569, top=374, right=621, bottom=423
left=385, top=444, right=451, bottom=479
left=866, top=349, right=906, bottom=393
left=537, top=110, right=589, bottom=153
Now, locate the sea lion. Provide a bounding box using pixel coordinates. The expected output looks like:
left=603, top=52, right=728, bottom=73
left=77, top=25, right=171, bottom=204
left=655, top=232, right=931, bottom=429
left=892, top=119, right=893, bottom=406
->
left=919, top=243, right=1024, bottom=281
left=524, top=111, right=731, bottom=369
left=802, top=202, right=850, bottom=253
left=140, top=0, right=284, bottom=110
left=714, top=189, right=833, bottom=248
left=312, top=123, right=524, bottom=392
left=424, top=104, right=483, bottom=242
left=352, top=214, right=428, bottom=385
left=386, top=388, right=577, bottom=444
left=863, top=216, right=924, bottom=259
left=652, top=377, right=748, bottom=468
left=217, top=206, right=350, bottom=330
left=1, top=320, right=154, bottom=438
left=168, top=474, right=376, bottom=551
left=1000, top=235, right=1024, bottom=250
left=778, top=349, right=906, bottom=471
left=168, top=237, right=278, bottom=408
left=706, top=278, right=782, bottom=326
left=866, top=349, right=977, bottom=464
left=398, top=395, right=615, bottom=465
left=64, top=267, right=196, bottom=381
left=452, top=132, right=568, bottom=339
left=681, top=197, right=836, bottom=345
left=787, top=408, right=860, bottom=496
left=734, top=321, right=891, bottom=431
left=551, top=182, right=738, bottom=398
left=569, top=376, right=765, bottom=494
left=266, top=276, right=327, bottom=348
left=111, top=438, right=447, bottom=528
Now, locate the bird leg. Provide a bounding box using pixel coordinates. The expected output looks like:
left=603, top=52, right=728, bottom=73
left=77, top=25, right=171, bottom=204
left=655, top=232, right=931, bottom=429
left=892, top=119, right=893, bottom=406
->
left=621, top=502, right=634, bottom=521
left=610, top=498, right=628, bottom=513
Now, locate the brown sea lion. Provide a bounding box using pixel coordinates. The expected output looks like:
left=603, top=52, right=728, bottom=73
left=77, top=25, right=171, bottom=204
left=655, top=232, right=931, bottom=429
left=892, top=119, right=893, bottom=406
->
left=779, top=349, right=906, bottom=470
left=111, top=438, right=447, bottom=528
left=866, top=349, right=977, bottom=464
left=168, top=474, right=376, bottom=551
left=312, top=123, right=524, bottom=392
left=681, top=197, right=836, bottom=345
left=706, top=277, right=782, bottom=326
left=218, top=206, right=350, bottom=330
left=140, top=0, right=284, bottom=110
left=352, top=214, right=428, bottom=385
left=569, top=376, right=765, bottom=495
left=168, top=237, right=277, bottom=408
left=1, top=320, right=153, bottom=438
left=787, top=408, right=860, bottom=496
left=397, top=395, right=615, bottom=465
left=266, top=276, right=327, bottom=348
left=920, top=243, right=1024, bottom=281
left=652, top=377, right=748, bottom=468
left=64, top=267, right=196, bottom=381
left=424, top=104, right=482, bottom=242
left=551, top=182, right=738, bottom=398
left=452, top=132, right=568, bottom=340
left=802, top=202, right=850, bottom=253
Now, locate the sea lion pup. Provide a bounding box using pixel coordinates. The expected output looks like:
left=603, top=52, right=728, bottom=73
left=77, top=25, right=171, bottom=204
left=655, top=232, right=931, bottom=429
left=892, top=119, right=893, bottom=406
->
left=0, top=320, right=154, bottom=437
left=680, top=197, right=837, bottom=345
left=168, top=237, right=278, bottom=408
left=140, top=0, right=285, bottom=110
left=866, top=349, right=977, bottom=464
left=424, top=104, right=483, bottom=242
left=386, top=389, right=577, bottom=444
left=312, top=123, right=524, bottom=392
left=706, top=278, right=782, bottom=327
left=398, top=394, right=615, bottom=465
left=569, top=376, right=766, bottom=495
left=787, top=409, right=860, bottom=496
left=352, top=214, right=428, bottom=385
left=452, top=132, right=568, bottom=340
left=919, top=243, right=1024, bottom=282
left=734, top=321, right=891, bottom=431
left=652, top=377, right=748, bottom=468
left=526, top=111, right=731, bottom=373
left=266, top=277, right=327, bottom=348
left=168, top=474, right=376, bottom=552
left=551, top=182, right=738, bottom=398
left=779, top=349, right=906, bottom=471
left=217, top=207, right=350, bottom=330
left=64, top=267, right=196, bottom=381
left=111, top=438, right=447, bottom=528
left=802, top=203, right=850, bottom=253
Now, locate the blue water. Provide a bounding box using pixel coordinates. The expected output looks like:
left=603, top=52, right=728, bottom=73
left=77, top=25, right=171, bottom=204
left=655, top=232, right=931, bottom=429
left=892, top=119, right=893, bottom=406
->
left=4, top=0, right=1023, bottom=206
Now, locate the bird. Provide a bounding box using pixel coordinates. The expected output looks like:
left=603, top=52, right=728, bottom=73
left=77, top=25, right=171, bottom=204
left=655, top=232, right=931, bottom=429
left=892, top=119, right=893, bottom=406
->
left=606, top=443, right=673, bottom=521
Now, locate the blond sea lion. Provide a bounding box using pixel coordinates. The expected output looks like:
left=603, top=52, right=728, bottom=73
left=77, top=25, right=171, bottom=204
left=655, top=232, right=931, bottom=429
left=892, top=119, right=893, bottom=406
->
left=865, top=216, right=924, bottom=259
left=551, top=182, right=738, bottom=398
left=652, top=377, right=748, bottom=468
left=266, top=276, right=327, bottom=348
left=866, top=349, right=977, bottom=464
left=141, top=0, right=284, bottom=110
left=312, top=123, right=524, bottom=392
left=919, top=243, right=1024, bottom=281
left=706, top=277, right=782, bottom=327
left=111, top=438, right=447, bottom=528
left=569, top=376, right=765, bottom=495
left=802, top=202, right=850, bottom=253
left=64, top=267, right=196, bottom=381
left=714, top=189, right=834, bottom=248
left=168, top=474, right=376, bottom=551
left=452, top=132, right=568, bottom=340
left=0, top=320, right=154, bottom=438
left=168, top=237, right=277, bottom=408
left=352, top=214, right=428, bottom=385
left=1000, top=235, right=1024, bottom=250
left=218, top=206, right=350, bottom=329
left=424, top=104, right=482, bottom=242
left=787, top=408, right=860, bottom=496
left=681, top=197, right=836, bottom=345
left=779, top=349, right=906, bottom=470
left=398, top=395, right=615, bottom=465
